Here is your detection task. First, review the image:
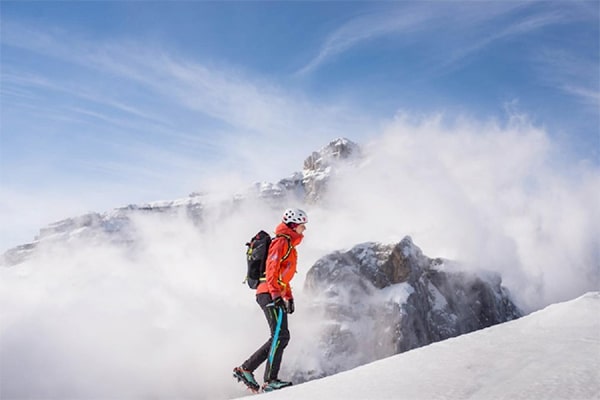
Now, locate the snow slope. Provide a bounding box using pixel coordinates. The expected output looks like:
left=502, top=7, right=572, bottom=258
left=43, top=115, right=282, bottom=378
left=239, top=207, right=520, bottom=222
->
left=243, top=292, right=600, bottom=400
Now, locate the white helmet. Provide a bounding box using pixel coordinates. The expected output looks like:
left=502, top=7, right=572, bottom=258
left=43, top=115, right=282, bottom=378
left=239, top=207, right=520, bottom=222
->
left=282, top=208, right=308, bottom=224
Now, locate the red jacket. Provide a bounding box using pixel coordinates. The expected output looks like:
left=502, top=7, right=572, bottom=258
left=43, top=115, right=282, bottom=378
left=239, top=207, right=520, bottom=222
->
left=256, top=222, right=303, bottom=300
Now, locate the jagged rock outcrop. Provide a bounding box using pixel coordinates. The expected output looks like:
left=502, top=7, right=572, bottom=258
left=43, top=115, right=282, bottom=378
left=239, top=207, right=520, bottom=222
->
left=246, top=137, right=361, bottom=204
left=295, top=237, right=521, bottom=381
left=302, top=137, right=361, bottom=203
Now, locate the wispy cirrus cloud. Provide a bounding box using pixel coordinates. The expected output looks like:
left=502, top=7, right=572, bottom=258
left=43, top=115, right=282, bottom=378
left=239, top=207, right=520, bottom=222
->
left=2, top=19, right=369, bottom=146
left=437, top=10, right=569, bottom=74
left=295, top=7, right=433, bottom=76
left=294, top=3, right=514, bottom=75
left=2, top=19, right=374, bottom=171
left=296, top=2, right=593, bottom=78
left=533, top=48, right=600, bottom=110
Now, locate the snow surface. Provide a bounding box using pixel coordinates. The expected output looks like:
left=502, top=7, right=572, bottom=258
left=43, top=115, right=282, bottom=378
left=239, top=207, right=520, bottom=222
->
left=236, top=292, right=600, bottom=400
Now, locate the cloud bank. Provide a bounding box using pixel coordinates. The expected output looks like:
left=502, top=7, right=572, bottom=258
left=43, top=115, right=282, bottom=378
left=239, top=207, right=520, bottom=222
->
left=318, top=112, right=599, bottom=312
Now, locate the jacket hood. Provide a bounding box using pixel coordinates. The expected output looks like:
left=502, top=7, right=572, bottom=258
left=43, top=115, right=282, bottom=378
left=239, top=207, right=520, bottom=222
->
left=274, top=222, right=304, bottom=246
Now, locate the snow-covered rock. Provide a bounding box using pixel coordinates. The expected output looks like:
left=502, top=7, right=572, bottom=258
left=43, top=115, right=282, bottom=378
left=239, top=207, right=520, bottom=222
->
left=295, top=236, right=521, bottom=382
left=302, top=137, right=361, bottom=203
left=244, top=137, right=361, bottom=204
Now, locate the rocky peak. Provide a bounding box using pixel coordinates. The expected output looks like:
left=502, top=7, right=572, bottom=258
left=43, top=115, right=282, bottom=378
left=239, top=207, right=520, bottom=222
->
left=302, top=138, right=361, bottom=203
left=303, top=137, right=361, bottom=174
left=243, top=137, right=361, bottom=204
left=296, top=237, right=521, bottom=382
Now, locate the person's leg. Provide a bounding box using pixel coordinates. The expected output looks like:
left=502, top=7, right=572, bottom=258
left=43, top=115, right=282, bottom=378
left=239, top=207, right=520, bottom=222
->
left=234, top=293, right=277, bottom=391
left=240, top=293, right=276, bottom=371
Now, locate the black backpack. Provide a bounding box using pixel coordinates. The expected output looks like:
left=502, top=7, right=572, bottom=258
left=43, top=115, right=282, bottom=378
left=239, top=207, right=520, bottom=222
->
left=244, top=231, right=292, bottom=289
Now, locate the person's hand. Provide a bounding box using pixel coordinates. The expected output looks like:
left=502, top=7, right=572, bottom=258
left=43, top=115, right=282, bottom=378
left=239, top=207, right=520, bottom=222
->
left=270, top=296, right=285, bottom=309
left=285, top=298, right=295, bottom=314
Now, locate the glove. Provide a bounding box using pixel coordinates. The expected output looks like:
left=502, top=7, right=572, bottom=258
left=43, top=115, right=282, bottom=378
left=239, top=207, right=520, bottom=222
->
left=270, top=296, right=285, bottom=309
left=285, top=298, right=295, bottom=314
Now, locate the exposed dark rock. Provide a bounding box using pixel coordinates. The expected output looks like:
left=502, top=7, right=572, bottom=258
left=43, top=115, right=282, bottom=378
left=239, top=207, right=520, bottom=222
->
left=295, top=236, right=521, bottom=382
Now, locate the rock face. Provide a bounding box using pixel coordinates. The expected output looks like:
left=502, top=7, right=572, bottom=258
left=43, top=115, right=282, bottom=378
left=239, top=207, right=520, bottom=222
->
left=295, top=237, right=521, bottom=381
left=301, top=138, right=361, bottom=203
left=247, top=137, right=361, bottom=204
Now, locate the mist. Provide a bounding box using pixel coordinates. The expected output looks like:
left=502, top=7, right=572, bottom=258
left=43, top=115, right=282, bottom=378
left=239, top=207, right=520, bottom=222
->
left=317, top=113, right=599, bottom=312
left=1, top=114, right=599, bottom=399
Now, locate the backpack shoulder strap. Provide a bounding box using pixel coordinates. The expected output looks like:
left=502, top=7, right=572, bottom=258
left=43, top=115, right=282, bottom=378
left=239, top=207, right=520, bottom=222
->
left=275, top=233, right=293, bottom=261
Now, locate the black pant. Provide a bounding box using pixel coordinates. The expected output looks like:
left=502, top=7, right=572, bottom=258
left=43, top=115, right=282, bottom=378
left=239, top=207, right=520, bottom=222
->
left=242, top=293, right=290, bottom=382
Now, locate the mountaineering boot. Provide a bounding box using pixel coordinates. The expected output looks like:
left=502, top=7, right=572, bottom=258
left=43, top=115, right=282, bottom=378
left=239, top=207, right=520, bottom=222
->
left=262, top=379, right=293, bottom=392
left=232, top=367, right=260, bottom=392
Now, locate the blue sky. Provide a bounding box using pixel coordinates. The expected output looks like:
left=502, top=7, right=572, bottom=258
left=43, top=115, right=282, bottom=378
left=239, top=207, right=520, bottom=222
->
left=1, top=1, right=599, bottom=250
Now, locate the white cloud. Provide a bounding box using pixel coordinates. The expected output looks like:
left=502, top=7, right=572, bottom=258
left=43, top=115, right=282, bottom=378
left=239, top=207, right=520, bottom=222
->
left=2, top=23, right=361, bottom=146
left=318, top=112, right=600, bottom=312
left=296, top=7, right=433, bottom=76
left=297, top=2, right=593, bottom=77
left=533, top=48, right=600, bottom=110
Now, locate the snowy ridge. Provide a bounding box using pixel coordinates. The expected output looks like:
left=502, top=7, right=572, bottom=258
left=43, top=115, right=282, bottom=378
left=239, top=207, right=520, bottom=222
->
left=0, top=192, right=207, bottom=266
left=1, top=138, right=360, bottom=266
left=251, top=292, right=600, bottom=400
